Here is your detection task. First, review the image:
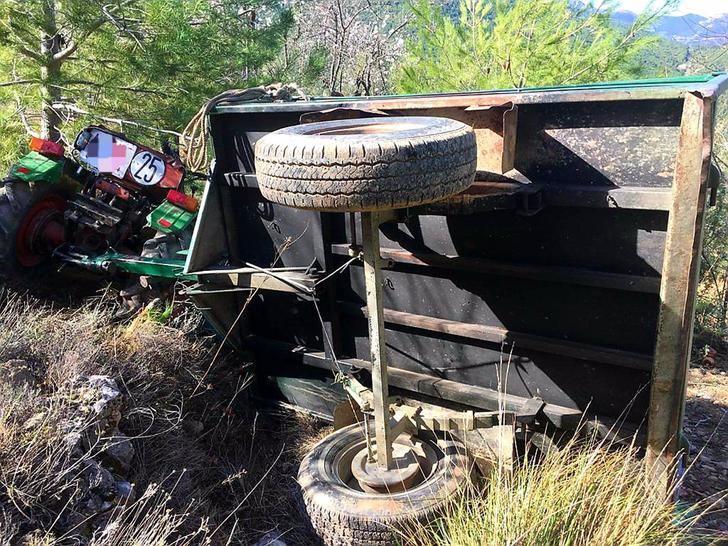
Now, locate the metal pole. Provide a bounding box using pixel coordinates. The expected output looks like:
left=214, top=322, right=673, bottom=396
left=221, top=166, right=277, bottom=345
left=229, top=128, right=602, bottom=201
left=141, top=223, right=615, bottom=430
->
left=361, top=211, right=393, bottom=469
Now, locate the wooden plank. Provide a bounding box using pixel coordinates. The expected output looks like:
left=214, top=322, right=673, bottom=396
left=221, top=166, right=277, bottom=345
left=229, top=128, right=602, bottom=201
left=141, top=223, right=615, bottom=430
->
left=646, top=92, right=713, bottom=488
left=249, top=336, right=583, bottom=429
left=543, top=186, right=672, bottom=211
left=331, top=244, right=661, bottom=294
left=338, top=302, right=653, bottom=371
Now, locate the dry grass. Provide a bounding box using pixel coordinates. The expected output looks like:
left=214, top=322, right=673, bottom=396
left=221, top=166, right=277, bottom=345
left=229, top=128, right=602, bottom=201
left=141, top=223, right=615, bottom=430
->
left=4, top=285, right=725, bottom=545
left=86, top=482, right=213, bottom=546
left=0, top=287, right=327, bottom=545
left=405, top=429, right=724, bottom=546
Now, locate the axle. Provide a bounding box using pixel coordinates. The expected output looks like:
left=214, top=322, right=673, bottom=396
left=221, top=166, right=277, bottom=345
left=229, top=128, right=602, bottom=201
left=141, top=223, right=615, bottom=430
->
left=361, top=211, right=394, bottom=469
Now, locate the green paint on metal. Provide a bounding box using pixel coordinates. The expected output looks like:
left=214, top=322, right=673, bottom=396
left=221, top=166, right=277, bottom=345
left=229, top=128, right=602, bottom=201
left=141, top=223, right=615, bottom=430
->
left=81, top=251, right=197, bottom=280
left=11, top=151, right=64, bottom=183
left=212, top=73, right=727, bottom=114
left=147, top=201, right=197, bottom=234
left=311, top=72, right=726, bottom=100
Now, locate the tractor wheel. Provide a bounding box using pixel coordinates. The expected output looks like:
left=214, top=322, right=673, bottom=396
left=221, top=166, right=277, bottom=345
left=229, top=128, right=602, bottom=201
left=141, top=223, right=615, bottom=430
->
left=298, top=424, right=470, bottom=546
left=0, top=180, right=71, bottom=278
left=254, top=117, right=477, bottom=212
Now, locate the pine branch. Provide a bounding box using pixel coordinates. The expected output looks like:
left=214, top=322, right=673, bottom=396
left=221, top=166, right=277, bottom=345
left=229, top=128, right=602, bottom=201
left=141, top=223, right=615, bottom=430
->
left=53, top=0, right=136, bottom=62
left=17, top=44, right=44, bottom=62
left=52, top=16, right=106, bottom=62
left=13, top=97, right=40, bottom=138
left=51, top=79, right=173, bottom=97
left=0, top=79, right=37, bottom=87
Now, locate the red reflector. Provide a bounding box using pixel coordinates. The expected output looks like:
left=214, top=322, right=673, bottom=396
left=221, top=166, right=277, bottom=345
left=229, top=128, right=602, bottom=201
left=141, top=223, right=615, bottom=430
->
left=158, top=218, right=172, bottom=228
left=16, top=166, right=31, bottom=174
left=29, top=137, right=65, bottom=158
left=166, top=190, right=199, bottom=212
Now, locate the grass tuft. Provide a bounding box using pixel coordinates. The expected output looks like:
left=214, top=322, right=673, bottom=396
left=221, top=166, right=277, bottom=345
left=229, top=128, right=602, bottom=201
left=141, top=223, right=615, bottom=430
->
left=406, top=429, right=723, bottom=546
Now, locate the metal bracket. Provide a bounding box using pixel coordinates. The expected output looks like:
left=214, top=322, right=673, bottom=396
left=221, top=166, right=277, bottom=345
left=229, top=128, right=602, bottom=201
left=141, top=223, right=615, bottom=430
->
left=341, top=374, right=376, bottom=412
left=516, top=397, right=546, bottom=424
left=516, top=186, right=544, bottom=216
left=342, top=373, right=516, bottom=444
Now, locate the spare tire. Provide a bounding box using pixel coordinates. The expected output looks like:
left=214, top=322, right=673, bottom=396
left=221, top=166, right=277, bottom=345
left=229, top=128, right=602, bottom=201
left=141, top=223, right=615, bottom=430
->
left=254, top=116, right=477, bottom=212
left=298, top=424, right=470, bottom=546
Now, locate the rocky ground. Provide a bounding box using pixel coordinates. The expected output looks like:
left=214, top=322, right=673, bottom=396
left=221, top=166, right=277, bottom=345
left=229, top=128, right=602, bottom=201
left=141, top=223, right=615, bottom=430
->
left=681, top=357, right=728, bottom=535
left=1, top=285, right=726, bottom=545
left=0, top=287, right=329, bottom=545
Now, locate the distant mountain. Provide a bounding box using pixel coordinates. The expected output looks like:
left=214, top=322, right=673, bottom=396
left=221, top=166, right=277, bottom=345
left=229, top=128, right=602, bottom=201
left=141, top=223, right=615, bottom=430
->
left=613, top=10, right=728, bottom=47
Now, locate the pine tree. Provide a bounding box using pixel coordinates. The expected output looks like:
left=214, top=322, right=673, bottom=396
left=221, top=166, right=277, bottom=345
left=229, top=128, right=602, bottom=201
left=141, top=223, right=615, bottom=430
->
left=0, top=0, right=292, bottom=148
left=396, top=0, right=670, bottom=93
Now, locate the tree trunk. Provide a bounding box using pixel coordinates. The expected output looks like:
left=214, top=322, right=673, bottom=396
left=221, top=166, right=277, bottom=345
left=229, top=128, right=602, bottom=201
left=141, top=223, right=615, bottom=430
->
left=39, top=0, right=62, bottom=142
left=39, top=62, right=62, bottom=142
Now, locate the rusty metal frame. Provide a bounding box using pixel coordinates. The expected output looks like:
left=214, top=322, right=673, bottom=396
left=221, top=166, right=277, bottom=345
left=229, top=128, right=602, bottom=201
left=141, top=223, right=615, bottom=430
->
left=647, top=90, right=715, bottom=487
left=361, top=211, right=394, bottom=468
left=212, top=75, right=728, bottom=117
left=189, top=74, right=728, bottom=496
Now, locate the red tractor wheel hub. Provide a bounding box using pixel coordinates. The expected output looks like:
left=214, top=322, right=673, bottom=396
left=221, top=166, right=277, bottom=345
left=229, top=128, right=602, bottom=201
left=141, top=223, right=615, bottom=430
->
left=15, top=195, right=67, bottom=267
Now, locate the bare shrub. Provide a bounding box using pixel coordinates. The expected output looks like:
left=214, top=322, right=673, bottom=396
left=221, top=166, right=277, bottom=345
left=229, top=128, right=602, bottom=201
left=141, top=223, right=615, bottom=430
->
left=0, top=382, right=90, bottom=530
left=88, top=482, right=212, bottom=546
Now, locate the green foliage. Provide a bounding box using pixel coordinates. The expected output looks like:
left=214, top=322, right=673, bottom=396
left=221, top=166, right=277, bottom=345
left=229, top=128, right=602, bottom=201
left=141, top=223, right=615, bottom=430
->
left=112, top=0, right=293, bottom=126
left=696, top=98, right=728, bottom=342
left=396, top=0, right=667, bottom=93
left=0, top=0, right=292, bottom=171
left=636, top=37, right=689, bottom=77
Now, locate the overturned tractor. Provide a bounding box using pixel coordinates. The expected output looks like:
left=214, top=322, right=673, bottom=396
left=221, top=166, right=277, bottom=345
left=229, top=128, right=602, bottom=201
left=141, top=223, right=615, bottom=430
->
left=0, top=127, right=198, bottom=307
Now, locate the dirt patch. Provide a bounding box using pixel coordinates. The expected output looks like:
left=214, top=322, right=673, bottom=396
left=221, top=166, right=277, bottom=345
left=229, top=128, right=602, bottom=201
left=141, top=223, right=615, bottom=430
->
left=681, top=360, right=728, bottom=534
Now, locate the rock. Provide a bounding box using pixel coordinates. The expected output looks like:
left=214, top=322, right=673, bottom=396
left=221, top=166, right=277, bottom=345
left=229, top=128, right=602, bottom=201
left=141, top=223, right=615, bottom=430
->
left=87, top=376, right=123, bottom=432
left=183, top=419, right=204, bottom=435
left=22, top=412, right=46, bottom=430
left=103, top=431, right=135, bottom=473
left=115, top=480, right=134, bottom=501
left=252, top=532, right=287, bottom=546
left=63, top=431, right=84, bottom=457
left=84, top=493, right=104, bottom=513
left=83, top=460, right=116, bottom=499
left=0, top=359, right=35, bottom=389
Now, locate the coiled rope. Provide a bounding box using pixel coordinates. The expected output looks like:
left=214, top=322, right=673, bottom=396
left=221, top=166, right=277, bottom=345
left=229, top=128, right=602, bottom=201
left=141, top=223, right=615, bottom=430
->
left=180, top=83, right=307, bottom=173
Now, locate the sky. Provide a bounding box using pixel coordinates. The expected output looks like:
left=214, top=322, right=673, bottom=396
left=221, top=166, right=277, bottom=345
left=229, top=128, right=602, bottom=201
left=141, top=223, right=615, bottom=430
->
left=617, top=0, right=726, bottom=17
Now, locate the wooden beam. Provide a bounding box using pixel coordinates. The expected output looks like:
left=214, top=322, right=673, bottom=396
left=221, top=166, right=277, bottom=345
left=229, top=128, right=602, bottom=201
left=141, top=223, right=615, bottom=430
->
left=249, top=336, right=584, bottom=429
left=331, top=244, right=661, bottom=294
left=647, top=92, right=713, bottom=488
left=338, top=302, right=654, bottom=371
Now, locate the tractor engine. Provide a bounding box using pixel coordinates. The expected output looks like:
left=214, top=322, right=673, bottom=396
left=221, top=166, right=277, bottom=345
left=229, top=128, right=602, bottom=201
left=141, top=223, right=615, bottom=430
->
left=0, top=126, right=195, bottom=281
left=65, top=178, right=152, bottom=255
left=58, top=126, right=187, bottom=259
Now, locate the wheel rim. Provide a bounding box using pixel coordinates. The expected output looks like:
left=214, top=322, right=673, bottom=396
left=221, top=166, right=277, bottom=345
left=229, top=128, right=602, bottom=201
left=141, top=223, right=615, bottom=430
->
left=331, top=432, right=440, bottom=494
left=15, top=195, right=66, bottom=267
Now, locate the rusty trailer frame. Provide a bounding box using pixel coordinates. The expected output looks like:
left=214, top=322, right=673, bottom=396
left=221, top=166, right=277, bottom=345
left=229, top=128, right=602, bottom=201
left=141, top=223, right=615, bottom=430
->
left=185, top=73, right=728, bottom=487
